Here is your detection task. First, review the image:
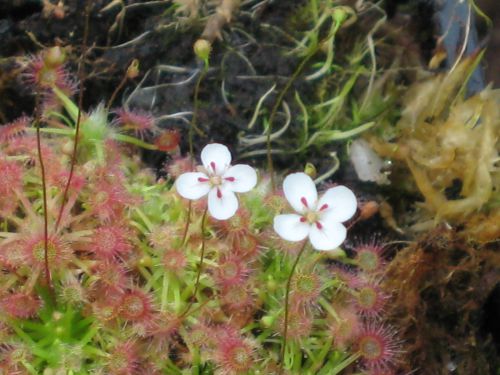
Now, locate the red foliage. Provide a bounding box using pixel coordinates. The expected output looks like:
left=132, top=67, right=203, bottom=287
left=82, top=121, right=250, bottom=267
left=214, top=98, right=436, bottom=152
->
left=90, top=224, right=134, bottom=260
left=114, top=108, right=157, bottom=139
left=0, top=293, right=41, bottom=318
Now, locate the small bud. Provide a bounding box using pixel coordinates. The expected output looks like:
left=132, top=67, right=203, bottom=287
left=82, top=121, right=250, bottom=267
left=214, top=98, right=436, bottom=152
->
left=261, top=315, right=275, bottom=328
left=358, top=201, right=379, bottom=221
left=126, top=59, right=140, bottom=79
left=332, top=6, right=354, bottom=27
left=154, top=129, right=181, bottom=152
left=53, top=2, right=65, bottom=19
left=304, top=163, right=317, bottom=179
left=52, top=311, right=63, bottom=321
left=44, top=46, right=66, bottom=67
left=266, top=276, right=277, bottom=292
left=62, top=140, right=74, bottom=155
left=55, top=325, right=65, bottom=336
left=193, top=39, right=212, bottom=63
left=139, top=255, right=152, bottom=267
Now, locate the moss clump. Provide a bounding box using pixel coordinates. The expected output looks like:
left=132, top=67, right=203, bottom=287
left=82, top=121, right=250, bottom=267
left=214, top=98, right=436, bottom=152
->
left=384, top=227, right=500, bottom=374
left=370, top=55, right=499, bottom=233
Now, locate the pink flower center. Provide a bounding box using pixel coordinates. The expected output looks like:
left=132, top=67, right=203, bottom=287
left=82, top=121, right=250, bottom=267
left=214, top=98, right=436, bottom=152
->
left=301, top=211, right=322, bottom=229
left=210, top=175, right=222, bottom=186
left=198, top=175, right=233, bottom=187
left=305, top=211, right=318, bottom=223
left=299, top=197, right=327, bottom=229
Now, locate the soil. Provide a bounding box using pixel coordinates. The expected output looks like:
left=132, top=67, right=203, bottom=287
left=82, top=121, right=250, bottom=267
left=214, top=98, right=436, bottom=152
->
left=0, top=0, right=301, bottom=164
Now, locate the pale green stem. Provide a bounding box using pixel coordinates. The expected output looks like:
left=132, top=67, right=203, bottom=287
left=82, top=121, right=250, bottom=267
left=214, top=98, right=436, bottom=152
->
left=180, top=206, right=208, bottom=318
left=280, top=240, right=308, bottom=373
left=112, top=133, right=158, bottom=150
left=26, top=127, right=74, bottom=136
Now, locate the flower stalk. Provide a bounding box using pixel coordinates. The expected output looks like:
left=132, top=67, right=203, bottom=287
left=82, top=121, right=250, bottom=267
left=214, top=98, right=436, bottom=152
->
left=280, top=239, right=308, bottom=372
left=180, top=206, right=208, bottom=318
left=34, top=115, right=52, bottom=299
left=55, top=0, right=91, bottom=231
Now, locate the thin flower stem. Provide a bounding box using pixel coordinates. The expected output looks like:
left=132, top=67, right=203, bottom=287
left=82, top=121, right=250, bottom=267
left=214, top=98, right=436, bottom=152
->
left=26, top=127, right=74, bottom=135
left=183, top=64, right=208, bottom=246
left=266, top=23, right=341, bottom=190
left=180, top=206, right=208, bottom=318
left=106, top=68, right=129, bottom=110
left=189, top=66, right=207, bottom=158
left=266, top=54, right=314, bottom=191
left=35, top=115, right=53, bottom=298
left=181, top=201, right=192, bottom=245
left=280, top=240, right=308, bottom=373
left=55, top=0, right=90, bottom=231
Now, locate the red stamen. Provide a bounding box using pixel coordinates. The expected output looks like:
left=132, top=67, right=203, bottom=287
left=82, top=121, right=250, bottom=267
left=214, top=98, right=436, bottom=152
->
left=315, top=222, right=323, bottom=230
left=225, top=176, right=235, bottom=182
left=300, top=197, right=308, bottom=208
left=217, top=188, right=222, bottom=199
left=210, top=161, right=216, bottom=172
left=300, top=217, right=307, bottom=222
left=198, top=177, right=209, bottom=182
left=319, top=203, right=329, bottom=211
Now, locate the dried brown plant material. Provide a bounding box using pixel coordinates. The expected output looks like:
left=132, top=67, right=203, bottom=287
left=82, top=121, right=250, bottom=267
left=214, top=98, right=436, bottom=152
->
left=174, top=0, right=200, bottom=18
left=42, top=0, right=65, bottom=19
left=201, top=0, right=240, bottom=43
left=463, top=210, right=500, bottom=244
left=371, top=55, right=500, bottom=225
left=384, top=226, right=500, bottom=373
left=379, top=200, right=403, bottom=234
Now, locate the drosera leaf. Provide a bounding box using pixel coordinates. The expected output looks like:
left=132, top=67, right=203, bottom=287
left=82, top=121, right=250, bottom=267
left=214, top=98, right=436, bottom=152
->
left=6, top=319, right=36, bottom=345
left=133, top=207, right=155, bottom=233
left=21, top=360, right=38, bottom=375
left=301, top=121, right=375, bottom=151
left=52, top=86, right=79, bottom=124
left=45, top=110, right=74, bottom=128
left=312, top=338, right=334, bottom=372
left=78, top=324, right=99, bottom=347
left=318, top=352, right=360, bottom=375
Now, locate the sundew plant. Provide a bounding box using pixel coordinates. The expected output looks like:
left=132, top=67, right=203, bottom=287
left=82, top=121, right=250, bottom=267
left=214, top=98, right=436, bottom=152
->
left=0, top=45, right=403, bottom=374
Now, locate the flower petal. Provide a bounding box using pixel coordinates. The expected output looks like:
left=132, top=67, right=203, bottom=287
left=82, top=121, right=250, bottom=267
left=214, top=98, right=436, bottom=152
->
left=223, top=164, right=257, bottom=193
left=201, top=143, right=232, bottom=175
left=208, top=186, right=238, bottom=220
left=283, top=172, right=318, bottom=214
left=309, top=221, right=347, bottom=251
left=175, top=172, right=210, bottom=200
left=273, top=214, right=310, bottom=242
left=317, top=185, right=357, bottom=223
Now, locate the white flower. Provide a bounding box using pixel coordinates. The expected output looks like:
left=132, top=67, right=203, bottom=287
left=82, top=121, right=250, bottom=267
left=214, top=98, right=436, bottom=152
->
left=273, top=173, right=357, bottom=251
left=175, top=143, right=257, bottom=220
